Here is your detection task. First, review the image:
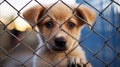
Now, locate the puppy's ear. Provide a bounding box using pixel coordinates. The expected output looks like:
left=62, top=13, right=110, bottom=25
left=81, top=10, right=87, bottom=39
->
left=76, top=5, right=96, bottom=29
left=23, top=5, right=44, bottom=23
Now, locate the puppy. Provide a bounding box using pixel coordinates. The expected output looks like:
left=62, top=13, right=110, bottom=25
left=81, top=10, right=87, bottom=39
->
left=23, top=2, right=96, bottom=67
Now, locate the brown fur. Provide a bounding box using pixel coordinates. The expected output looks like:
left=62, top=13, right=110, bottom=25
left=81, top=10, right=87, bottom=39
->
left=23, top=2, right=95, bottom=67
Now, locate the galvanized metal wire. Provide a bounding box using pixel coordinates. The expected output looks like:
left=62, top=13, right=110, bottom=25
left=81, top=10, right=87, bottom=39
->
left=0, top=0, right=120, bottom=67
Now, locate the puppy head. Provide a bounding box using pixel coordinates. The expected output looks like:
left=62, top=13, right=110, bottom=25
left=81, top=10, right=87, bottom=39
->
left=23, top=3, right=96, bottom=53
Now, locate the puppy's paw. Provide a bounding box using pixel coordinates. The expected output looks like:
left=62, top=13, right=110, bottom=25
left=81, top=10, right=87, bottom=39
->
left=67, top=58, right=91, bottom=67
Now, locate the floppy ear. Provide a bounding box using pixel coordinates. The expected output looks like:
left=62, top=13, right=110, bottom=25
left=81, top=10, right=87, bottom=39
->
left=23, top=5, right=44, bottom=24
left=76, top=5, right=96, bottom=29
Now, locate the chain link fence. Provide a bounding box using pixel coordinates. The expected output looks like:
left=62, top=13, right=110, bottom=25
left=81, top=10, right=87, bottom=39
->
left=0, top=0, right=120, bottom=67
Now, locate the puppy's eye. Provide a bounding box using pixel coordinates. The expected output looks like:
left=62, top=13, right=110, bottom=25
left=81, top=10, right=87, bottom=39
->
left=44, top=21, right=54, bottom=28
left=68, top=22, right=75, bottom=29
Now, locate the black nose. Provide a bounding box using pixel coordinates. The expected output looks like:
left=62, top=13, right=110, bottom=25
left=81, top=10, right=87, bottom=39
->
left=54, top=37, right=66, bottom=48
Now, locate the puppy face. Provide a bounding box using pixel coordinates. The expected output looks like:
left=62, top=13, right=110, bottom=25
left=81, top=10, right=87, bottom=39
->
left=23, top=3, right=96, bottom=53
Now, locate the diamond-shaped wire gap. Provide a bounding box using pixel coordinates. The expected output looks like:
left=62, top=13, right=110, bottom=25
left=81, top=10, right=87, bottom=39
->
left=17, top=0, right=32, bottom=12
left=38, top=0, right=74, bottom=19
left=35, top=0, right=59, bottom=8
left=15, top=30, right=39, bottom=52
left=83, top=0, right=101, bottom=12
left=100, top=15, right=117, bottom=29
left=73, top=3, right=99, bottom=31
left=60, top=0, right=77, bottom=10
left=0, top=2, right=18, bottom=25
left=20, top=1, right=45, bottom=27
left=106, top=31, right=120, bottom=53
left=31, top=24, right=57, bottom=53
left=0, top=28, right=20, bottom=53
left=5, top=17, right=36, bottom=44
left=34, top=53, right=53, bottom=66
left=0, top=43, right=21, bottom=62
left=35, top=14, right=62, bottom=40
left=93, top=52, right=108, bottom=66
left=99, top=3, right=118, bottom=29
left=4, top=28, right=21, bottom=47
left=47, top=6, right=74, bottom=28
left=35, top=0, right=60, bottom=11
left=90, top=57, right=106, bottom=67
left=100, top=2, right=120, bottom=27
left=96, top=0, right=113, bottom=14
left=6, top=0, right=32, bottom=11
left=7, top=42, right=34, bottom=64
left=80, top=30, right=106, bottom=54
left=12, top=44, right=35, bottom=67
left=20, top=30, right=39, bottom=50
left=79, top=28, right=93, bottom=43
left=63, top=43, right=93, bottom=66
left=61, top=28, right=79, bottom=42
left=11, top=18, right=37, bottom=48
left=10, top=16, right=31, bottom=32
left=97, top=45, right=118, bottom=66
left=94, top=17, right=116, bottom=40
left=35, top=8, right=62, bottom=28
left=74, top=0, right=101, bottom=29
left=53, top=56, right=69, bottom=67
left=4, top=0, right=19, bottom=12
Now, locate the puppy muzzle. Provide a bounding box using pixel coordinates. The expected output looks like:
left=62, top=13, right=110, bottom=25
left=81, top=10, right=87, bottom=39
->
left=52, top=37, right=67, bottom=51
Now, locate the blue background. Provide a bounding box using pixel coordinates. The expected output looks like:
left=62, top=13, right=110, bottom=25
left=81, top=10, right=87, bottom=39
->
left=76, top=0, right=120, bottom=67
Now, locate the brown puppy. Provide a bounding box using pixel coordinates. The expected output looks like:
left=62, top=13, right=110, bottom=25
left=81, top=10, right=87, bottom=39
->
left=23, top=2, right=95, bottom=67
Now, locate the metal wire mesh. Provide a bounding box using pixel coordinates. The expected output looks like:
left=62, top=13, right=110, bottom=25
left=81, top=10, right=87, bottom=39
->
left=0, top=0, right=120, bottom=67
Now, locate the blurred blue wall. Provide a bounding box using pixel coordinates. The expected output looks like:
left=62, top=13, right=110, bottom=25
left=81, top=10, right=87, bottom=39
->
left=76, top=0, right=120, bottom=67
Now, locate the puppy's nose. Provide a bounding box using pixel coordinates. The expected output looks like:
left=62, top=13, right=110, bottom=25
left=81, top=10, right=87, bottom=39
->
left=54, top=37, right=66, bottom=48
